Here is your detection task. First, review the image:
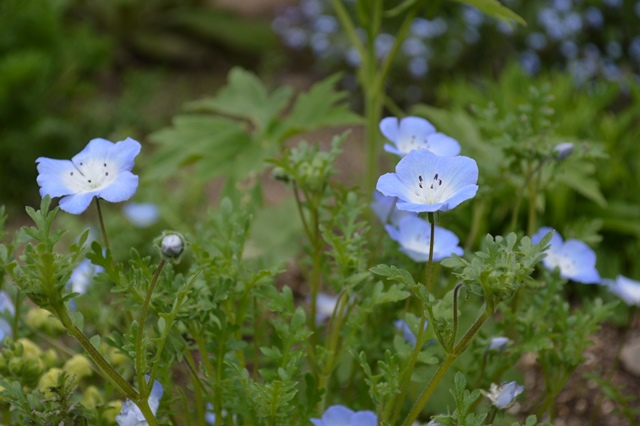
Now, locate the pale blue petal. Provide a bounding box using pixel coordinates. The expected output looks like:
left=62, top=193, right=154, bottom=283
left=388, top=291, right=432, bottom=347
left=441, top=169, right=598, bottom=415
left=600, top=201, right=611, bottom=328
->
left=427, top=133, right=461, bottom=157
left=351, top=411, right=377, bottom=426
left=532, top=227, right=562, bottom=253
left=321, top=405, right=354, bottom=425
left=571, top=268, right=601, bottom=284
left=0, top=319, right=11, bottom=342
left=395, top=320, right=417, bottom=345
left=439, top=185, right=479, bottom=211
left=0, top=291, right=15, bottom=316
left=310, top=420, right=323, bottom=426
left=396, top=200, right=446, bottom=213
left=371, top=191, right=396, bottom=223
left=397, top=116, right=436, bottom=141
left=36, top=158, right=76, bottom=197
left=98, top=172, right=139, bottom=203
left=72, top=138, right=113, bottom=168
left=59, top=193, right=97, bottom=214
left=383, top=143, right=404, bottom=157
left=123, top=203, right=160, bottom=228
left=495, top=382, right=523, bottom=409
left=385, top=224, right=401, bottom=243
left=379, top=117, right=400, bottom=142
left=106, top=138, right=142, bottom=173
left=607, top=275, right=640, bottom=306
left=376, top=173, right=417, bottom=202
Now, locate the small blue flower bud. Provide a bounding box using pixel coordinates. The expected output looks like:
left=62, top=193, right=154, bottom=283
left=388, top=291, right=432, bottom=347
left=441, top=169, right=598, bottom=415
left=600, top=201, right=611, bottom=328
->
left=161, top=234, right=184, bottom=258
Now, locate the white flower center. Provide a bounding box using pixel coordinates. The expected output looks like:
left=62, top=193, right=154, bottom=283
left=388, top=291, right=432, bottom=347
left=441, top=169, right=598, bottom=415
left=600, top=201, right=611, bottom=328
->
left=414, top=172, right=452, bottom=204
left=546, top=253, right=578, bottom=276
left=403, top=230, right=432, bottom=254
left=64, top=159, right=116, bottom=193
left=400, top=135, right=430, bottom=153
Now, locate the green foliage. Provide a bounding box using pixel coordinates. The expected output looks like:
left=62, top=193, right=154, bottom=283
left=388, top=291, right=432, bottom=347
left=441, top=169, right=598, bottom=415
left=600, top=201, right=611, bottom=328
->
left=148, top=69, right=362, bottom=186
left=450, top=0, right=525, bottom=26
left=431, top=372, right=486, bottom=426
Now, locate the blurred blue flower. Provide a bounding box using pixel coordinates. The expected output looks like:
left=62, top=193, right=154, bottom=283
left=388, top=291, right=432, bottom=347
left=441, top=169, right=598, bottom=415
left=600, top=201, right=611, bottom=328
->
left=532, top=227, right=601, bottom=284
left=482, top=382, right=524, bottom=409
left=488, top=336, right=510, bottom=352
left=0, top=291, right=15, bottom=342
left=603, top=275, right=640, bottom=306
left=377, top=149, right=478, bottom=213
left=311, top=405, right=377, bottom=426
left=375, top=33, right=395, bottom=60
left=603, top=0, right=622, bottom=8
left=313, top=15, right=338, bottom=34
left=116, top=377, right=163, bottom=426
left=394, top=319, right=428, bottom=346
left=583, top=7, right=604, bottom=28
left=520, top=50, right=541, bottom=75
left=552, top=0, right=572, bottom=12
left=526, top=32, right=547, bottom=51
left=408, top=57, right=429, bottom=78
left=68, top=259, right=104, bottom=296
left=370, top=191, right=416, bottom=225
left=380, top=116, right=460, bottom=157
left=385, top=216, right=463, bottom=262
left=606, top=41, right=622, bottom=59
left=636, top=1, right=640, bottom=17
left=123, top=203, right=160, bottom=228
left=315, top=293, right=339, bottom=325
left=36, top=138, right=141, bottom=215
left=462, top=6, right=484, bottom=27
left=402, top=38, right=429, bottom=57
left=553, top=142, right=574, bottom=160
left=560, top=41, right=579, bottom=59
left=629, top=37, right=640, bottom=62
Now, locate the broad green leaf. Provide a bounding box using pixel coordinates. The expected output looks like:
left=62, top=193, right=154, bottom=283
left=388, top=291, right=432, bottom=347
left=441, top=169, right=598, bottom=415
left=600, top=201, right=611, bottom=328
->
left=450, top=0, right=526, bottom=26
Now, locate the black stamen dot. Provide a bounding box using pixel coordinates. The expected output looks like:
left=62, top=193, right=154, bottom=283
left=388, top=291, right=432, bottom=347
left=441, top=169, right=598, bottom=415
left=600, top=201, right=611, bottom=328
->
left=434, top=173, right=438, bottom=180
left=439, top=179, right=442, bottom=186
left=105, top=172, right=109, bottom=176
left=419, top=175, right=423, bottom=182
left=70, top=172, right=74, bottom=176
left=88, top=179, right=92, bottom=183
left=80, top=162, right=83, bottom=166
left=419, top=183, right=423, bottom=189
left=104, top=163, right=107, bottom=167
left=430, top=184, right=434, bottom=189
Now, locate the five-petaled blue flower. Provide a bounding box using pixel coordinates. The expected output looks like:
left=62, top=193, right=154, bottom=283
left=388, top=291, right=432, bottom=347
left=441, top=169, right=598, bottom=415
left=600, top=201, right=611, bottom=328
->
left=116, top=377, right=163, bottom=426
left=385, top=216, right=463, bottom=262
left=36, top=138, right=141, bottom=214
left=377, top=149, right=478, bottom=213
left=380, top=116, right=461, bottom=157
left=311, top=405, right=377, bottom=426
left=603, top=275, right=640, bottom=306
left=532, top=227, right=600, bottom=284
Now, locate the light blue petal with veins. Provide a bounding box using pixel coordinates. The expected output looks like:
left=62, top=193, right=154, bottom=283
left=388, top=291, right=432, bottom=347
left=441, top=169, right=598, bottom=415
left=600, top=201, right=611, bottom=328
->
left=71, top=138, right=114, bottom=168
left=350, top=411, right=377, bottom=426
left=427, top=132, right=461, bottom=157
left=379, top=117, right=401, bottom=143
left=397, top=116, right=436, bottom=140
left=98, top=172, right=139, bottom=203
left=106, top=137, right=142, bottom=172
left=320, top=405, right=353, bottom=425
left=59, top=193, right=97, bottom=215
left=36, top=158, right=77, bottom=197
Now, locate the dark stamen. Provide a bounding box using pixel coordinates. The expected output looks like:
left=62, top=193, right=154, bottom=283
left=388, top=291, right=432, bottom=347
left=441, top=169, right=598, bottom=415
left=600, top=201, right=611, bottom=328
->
left=419, top=175, right=423, bottom=182
left=104, top=163, right=107, bottom=167
left=439, top=179, right=442, bottom=186
left=430, top=184, right=434, bottom=189
left=105, top=172, right=109, bottom=176
left=434, top=173, right=438, bottom=180
left=70, top=172, right=73, bottom=176
left=88, top=180, right=92, bottom=183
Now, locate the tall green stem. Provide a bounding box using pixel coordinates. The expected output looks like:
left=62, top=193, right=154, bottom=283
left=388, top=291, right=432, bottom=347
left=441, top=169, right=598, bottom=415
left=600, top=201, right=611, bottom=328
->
left=94, top=197, right=110, bottom=251
left=401, top=306, right=494, bottom=426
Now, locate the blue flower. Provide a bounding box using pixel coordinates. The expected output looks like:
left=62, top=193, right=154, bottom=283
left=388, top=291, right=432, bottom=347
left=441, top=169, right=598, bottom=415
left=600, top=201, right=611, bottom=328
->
left=377, top=149, right=478, bottom=213
left=315, top=293, right=339, bottom=325
left=370, top=191, right=416, bottom=225
left=36, top=138, right=141, bottom=214
left=603, top=275, right=640, bottom=306
left=553, top=142, right=574, bottom=160
left=394, top=319, right=428, bottom=347
left=380, top=116, right=460, bottom=157
left=532, top=227, right=600, bottom=284
left=123, top=203, right=160, bottom=228
left=116, top=377, right=163, bottom=426
left=0, top=291, right=15, bottom=342
left=311, top=405, right=377, bottom=426
left=482, top=382, right=524, bottom=410
left=385, top=216, right=463, bottom=262
left=68, top=259, right=104, bottom=296
left=488, top=337, right=510, bottom=352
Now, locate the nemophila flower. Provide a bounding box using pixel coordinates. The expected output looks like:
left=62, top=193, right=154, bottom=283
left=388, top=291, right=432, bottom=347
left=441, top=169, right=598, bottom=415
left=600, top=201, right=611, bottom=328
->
left=68, top=259, right=104, bottom=296
left=370, top=191, right=415, bottom=225
left=315, top=293, right=339, bottom=325
left=116, top=377, right=163, bottom=426
left=394, top=319, right=428, bottom=346
left=553, top=142, right=574, bottom=160
left=311, top=405, right=377, bottom=426
left=532, top=227, right=600, bottom=284
left=123, top=203, right=160, bottom=228
left=385, top=216, right=463, bottom=262
left=0, top=291, right=15, bottom=342
left=377, top=149, right=478, bottom=213
left=488, top=337, right=510, bottom=352
left=36, top=138, right=141, bottom=214
left=482, top=381, right=524, bottom=410
left=603, top=275, right=640, bottom=306
left=380, top=116, right=460, bottom=157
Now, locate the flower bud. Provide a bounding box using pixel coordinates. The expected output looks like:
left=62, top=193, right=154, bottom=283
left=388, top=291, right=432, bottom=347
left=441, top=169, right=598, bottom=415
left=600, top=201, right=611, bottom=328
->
left=488, top=336, right=510, bottom=352
left=103, top=401, right=123, bottom=423
left=161, top=233, right=184, bottom=258
left=553, top=142, right=574, bottom=160
left=38, top=367, right=64, bottom=397
left=17, top=338, right=42, bottom=359
left=82, top=385, right=103, bottom=408
left=41, top=349, right=59, bottom=369
left=63, top=354, right=93, bottom=382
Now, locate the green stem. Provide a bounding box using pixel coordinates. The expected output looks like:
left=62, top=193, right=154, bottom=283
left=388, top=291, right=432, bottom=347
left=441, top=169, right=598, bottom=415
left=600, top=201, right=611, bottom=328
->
left=94, top=197, right=110, bottom=251
left=11, top=291, right=21, bottom=340
left=190, top=322, right=221, bottom=424
left=329, top=0, right=366, bottom=60
left=401, top=306, right=493, bottom=426
left=53, top=305, right=138, bottom=401
left=184, top=350, right=207, bottom=426
left=309, top=201, right=322, bottom=353
left=135, top=258, right=167, bottom=398
left=253, top=296, right=260, bottom=381
left=449, top=284, right=464, bottom=350
left=319, top=291, right=350, bottom=410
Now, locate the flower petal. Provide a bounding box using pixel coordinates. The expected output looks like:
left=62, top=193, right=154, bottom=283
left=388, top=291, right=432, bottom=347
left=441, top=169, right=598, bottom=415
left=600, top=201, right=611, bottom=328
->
left=351, top=411, right=377, bottom=426
left=426, top=132, right=461, bottom=157
left=59, top=193, right=97, bottom=214
left=36, top=158, right=77, bottom=198
left=383, top=143, right=404, bottom=156
left=379, top=117, right=400, bottom=142
left=72, top=138, right=114, bottom=168
left=376, top=173, right=418, bottom=203
left=321, top=405, right=354, bottom=425
left=97, top=172, right=139, bottom=203
left=106, top=137, right=142, bottom=173
left=397, top=116, right=436, bottom=141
